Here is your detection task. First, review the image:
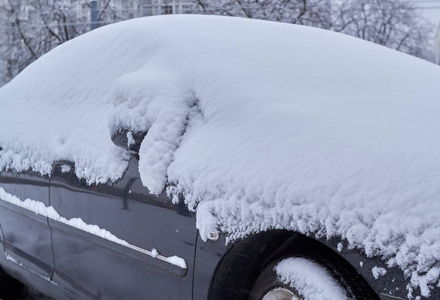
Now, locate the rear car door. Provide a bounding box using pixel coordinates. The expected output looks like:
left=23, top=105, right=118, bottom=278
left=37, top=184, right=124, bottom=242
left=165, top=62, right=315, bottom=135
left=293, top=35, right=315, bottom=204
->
left=48, top=157, right=197, bottom=299
left=0, top=170, right=55, bottom=281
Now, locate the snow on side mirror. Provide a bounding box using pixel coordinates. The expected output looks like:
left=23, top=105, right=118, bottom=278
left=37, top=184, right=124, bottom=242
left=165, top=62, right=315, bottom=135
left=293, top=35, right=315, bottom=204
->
left=111, top=128, right=147, bottom=153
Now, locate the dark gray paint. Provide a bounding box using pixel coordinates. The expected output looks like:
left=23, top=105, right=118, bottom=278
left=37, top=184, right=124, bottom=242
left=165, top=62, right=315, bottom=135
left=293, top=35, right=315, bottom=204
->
left=49, top=158, right=197, bottom=299
left=0, top=172, right=54, bottom=280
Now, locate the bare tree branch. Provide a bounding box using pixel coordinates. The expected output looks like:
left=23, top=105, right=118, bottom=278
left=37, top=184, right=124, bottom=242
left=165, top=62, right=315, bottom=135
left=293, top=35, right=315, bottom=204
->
left=15, top=18, right=37, bottom=59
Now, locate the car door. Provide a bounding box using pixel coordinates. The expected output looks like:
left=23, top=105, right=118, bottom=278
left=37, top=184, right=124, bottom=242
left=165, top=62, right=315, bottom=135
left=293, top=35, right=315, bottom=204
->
left=0, top=170, right=55, bottom=281
left=48, top=157, right=197, bottom=299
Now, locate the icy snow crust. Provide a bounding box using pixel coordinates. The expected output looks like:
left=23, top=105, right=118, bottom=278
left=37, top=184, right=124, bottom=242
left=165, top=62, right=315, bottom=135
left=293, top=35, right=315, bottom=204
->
left=1, top=15, right=440, bottom=297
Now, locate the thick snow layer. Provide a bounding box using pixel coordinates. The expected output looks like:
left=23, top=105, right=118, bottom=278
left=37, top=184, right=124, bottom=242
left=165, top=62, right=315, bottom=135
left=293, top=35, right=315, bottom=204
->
left=1, top=15, right=440, bottom=297
left=275, top=257, right=349, bottom=300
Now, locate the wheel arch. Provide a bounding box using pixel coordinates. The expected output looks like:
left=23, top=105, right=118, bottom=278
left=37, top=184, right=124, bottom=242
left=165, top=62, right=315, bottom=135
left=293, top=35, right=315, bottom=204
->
left=208, top=229, right=379, bottom=300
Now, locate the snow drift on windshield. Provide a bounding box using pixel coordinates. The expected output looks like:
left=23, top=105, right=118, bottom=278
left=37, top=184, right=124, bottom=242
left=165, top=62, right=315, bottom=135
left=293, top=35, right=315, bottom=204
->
left=1, top=15, right=440, bottom=298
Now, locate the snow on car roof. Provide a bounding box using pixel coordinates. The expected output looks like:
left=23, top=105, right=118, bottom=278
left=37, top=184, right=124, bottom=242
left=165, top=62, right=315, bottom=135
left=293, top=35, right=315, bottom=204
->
left=1, top=15, right=440, bottom=298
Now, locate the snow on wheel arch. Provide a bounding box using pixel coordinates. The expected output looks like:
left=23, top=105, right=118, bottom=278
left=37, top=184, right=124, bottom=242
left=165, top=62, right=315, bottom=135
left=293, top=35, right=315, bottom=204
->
left=275, top=257, right=350, bottom=300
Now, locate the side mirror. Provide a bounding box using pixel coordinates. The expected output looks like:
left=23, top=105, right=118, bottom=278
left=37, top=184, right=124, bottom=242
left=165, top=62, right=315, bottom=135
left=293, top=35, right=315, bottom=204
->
left=111, top=128, right=147, bottom=153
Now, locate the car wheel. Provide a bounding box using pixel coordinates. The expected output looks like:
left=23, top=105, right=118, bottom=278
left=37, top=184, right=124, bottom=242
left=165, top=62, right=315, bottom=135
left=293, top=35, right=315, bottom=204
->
left=249, top=256, right=359, bottom=300
left=0, top=266, right=24, bottom=298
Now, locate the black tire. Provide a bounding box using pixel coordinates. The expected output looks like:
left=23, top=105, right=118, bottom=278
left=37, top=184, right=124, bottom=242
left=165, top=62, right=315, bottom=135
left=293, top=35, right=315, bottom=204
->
left=249, top=256, right=367, bottom=300
left=0, top=266, right=24, bottom=298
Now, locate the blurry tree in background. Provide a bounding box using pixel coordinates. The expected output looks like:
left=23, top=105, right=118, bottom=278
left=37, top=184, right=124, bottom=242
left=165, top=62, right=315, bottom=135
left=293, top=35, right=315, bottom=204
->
left=0, top=0, right=434, bottom=87
left=192, top=0, right=335, bottom=29
left=0, top=0, right=137, bottom=85
left=192, top=0, right=433, bottom=60
left=334, top=0, right=433, bottom=60
left=0, top=1, right=88, bottom=81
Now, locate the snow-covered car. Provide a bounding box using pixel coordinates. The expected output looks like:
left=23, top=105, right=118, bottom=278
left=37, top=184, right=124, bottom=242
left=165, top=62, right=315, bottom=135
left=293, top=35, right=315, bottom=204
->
left=1, top=15, right=440, bottom=300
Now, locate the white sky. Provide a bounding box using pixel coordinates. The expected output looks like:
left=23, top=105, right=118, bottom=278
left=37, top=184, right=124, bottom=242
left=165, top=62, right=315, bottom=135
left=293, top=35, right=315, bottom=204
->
left=412, top=0, right=440, bottom=61
left=411, top=0, right=440, bottom=25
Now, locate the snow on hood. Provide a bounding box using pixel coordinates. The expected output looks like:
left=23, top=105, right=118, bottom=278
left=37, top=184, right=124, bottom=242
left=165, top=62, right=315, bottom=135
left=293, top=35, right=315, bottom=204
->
left=1, top=15, right=440, bottom=298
